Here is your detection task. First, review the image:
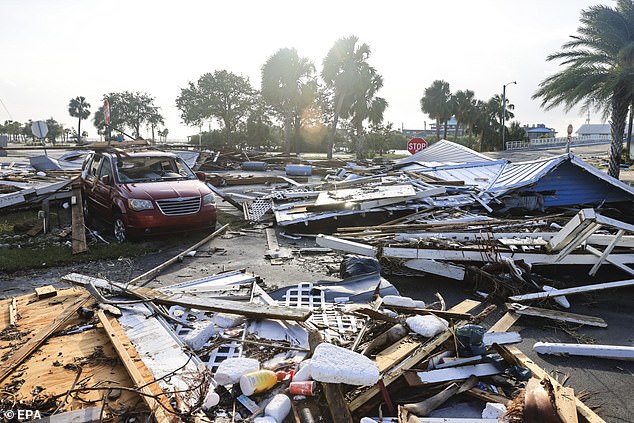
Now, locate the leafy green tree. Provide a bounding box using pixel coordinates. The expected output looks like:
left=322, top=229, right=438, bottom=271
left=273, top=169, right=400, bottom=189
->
left=2, top=120, right=22, bottom=141
left=45, top=117, right=63, bottom=145
left=342, top=66, right=387, bottom=159
left=453, top=90, right=477, bottom=142
left=92, top=91, right=161, bottom=140
left=176, top=70, right=257, bottom=146
left=365, top=123, right=408, bottom=155
left=68, top=96, right=91, bottom=143
left=322, top=35, right=375, bottom=159
left=533, top=1, right=634, bottom=177
left=420, top=80, right=452, bottom=141
left=261, top=48, right=316, bottom=154
left=507, top=121, right=527, bottom=141
left=146, top=107, right=164, bottom=143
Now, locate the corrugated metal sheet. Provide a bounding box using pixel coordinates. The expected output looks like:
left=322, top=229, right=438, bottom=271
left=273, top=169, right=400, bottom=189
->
left=398, top=139, right=494, bottom=165
left=404, top=160, right=507, bottom=190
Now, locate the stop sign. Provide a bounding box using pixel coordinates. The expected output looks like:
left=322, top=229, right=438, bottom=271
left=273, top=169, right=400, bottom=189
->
left=407, top=137, right=428, bottom=155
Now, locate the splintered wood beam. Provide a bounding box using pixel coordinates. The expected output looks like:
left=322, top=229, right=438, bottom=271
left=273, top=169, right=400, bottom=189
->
left=508, top=279, right=634, bottom=302
left=0, top=293, right=90, bottom=384
left=70, top=184, right=87, bottom=254
left=487, top=311, right=520, bottom=333
left=97, top=311, right=178, bottom=423
left=507, top=303, right=607, bottom=328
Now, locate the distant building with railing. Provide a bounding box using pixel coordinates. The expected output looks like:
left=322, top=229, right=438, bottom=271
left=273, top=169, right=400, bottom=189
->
left=523, top=123, right=556, bottom=140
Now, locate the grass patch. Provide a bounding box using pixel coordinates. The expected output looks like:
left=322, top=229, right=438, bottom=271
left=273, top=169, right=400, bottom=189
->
left=0, top=207, right=245, bottom=273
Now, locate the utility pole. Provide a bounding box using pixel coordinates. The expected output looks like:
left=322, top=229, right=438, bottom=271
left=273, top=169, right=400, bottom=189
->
left=502, top=81, right=516, bottom=150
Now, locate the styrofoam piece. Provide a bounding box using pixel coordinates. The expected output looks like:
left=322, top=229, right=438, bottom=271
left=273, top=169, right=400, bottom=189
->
left=482, top=402, right=507, bottom=419
left=310, top=343, right=379, bottom=386
left=214, top=313, right=246, bottom=328
left=265, top=394, right=291, bottom=423
left=413, top=300, right=427, bottom=308
left=202, top=388, right=220, bottom=410
left=182, top=321, right=216, bottom=351
left=253, top=417, right=277, bottom=423
left=383, top=295, right=417, bottom=307
left=360, top=419, right=377, bottom=423
left=214, top=357, right=260, bottom=385
left=406, top=315, right=449, bottom=337
left=293, top=359, right=312, bottom=382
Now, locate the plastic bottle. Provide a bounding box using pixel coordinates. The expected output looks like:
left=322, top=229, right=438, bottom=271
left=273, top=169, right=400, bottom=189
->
left=240, top=370, right=288, bottom=396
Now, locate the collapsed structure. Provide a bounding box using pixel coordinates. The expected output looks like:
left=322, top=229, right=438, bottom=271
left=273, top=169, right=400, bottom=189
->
left=1, top=140, right=632, bottom=422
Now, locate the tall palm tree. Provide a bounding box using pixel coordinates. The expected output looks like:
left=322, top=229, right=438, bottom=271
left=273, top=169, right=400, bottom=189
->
left=322, top=35, right=373, bottom=159
left=343, top=66, right=388, bottom=159
left=453, top=90, right=477, bottom=142
left=261, top=48, right=315, bottom=154
left=533, top=0, right=634, bottom=178
left=68, top=96, right=91, bottom=143
left=420, top=80, right=452, bottom=141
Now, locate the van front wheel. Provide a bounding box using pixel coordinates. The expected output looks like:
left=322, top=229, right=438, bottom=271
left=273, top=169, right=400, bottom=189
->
left=113, top=214, right=127, bottom=243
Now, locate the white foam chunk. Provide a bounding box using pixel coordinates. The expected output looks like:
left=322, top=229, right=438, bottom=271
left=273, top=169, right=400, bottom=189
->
left=265, top=394, right=291, bottom=423
left=214, top=313, right=246, bottom=328
left=360, top=419, right=377, bottom=423
left=406, top=315, right=448, bottom=337
left=383, top=295, right=417, bottom=307
left=310, top=343, right=380, bottom=386
left=482, top=402, right=507, bottom=419
left=214, top=357, right=260, bottom=386
left=182, top=321, right=216, bottom=351
left=293, top=359, right=312, bottom=382
left=413, top=300, right=426, bottom=308
left=253, top=417, right=277, bottom=423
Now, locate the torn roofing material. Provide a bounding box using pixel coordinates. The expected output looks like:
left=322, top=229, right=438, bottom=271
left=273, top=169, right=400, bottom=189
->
left=397, top=139, right=495, bottom=166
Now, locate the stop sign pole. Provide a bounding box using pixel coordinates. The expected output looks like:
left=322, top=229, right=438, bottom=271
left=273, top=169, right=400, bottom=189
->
left=566, top=124, right=573, bottom=153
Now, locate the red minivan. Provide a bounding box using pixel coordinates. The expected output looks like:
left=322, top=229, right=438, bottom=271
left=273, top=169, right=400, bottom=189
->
left=80, top=149, right=217, bottom=242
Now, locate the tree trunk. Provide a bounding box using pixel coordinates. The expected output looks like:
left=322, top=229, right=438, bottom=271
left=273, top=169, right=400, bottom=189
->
left=77, top=117, right=81, bottom=144
left=608, top=93, right=629, bottom=178
left=468, top=123, right=473, bottom=143
left=283, top=112, right=292, bottom=155
left=443, top=121, right=448, bottom=140
left=355, top=121, right=365, bottom=160
left=151, top=124, right=155, bottom=144
left=435, top=118, right=440, bottom=141
left=626, top=102, right=633, bottom=163
left=454, top=122, right=459, bottom=141
left=327, top=94, right=346, bottom=159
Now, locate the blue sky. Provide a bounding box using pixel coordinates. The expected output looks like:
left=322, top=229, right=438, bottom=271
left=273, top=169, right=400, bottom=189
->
left=0, top=0, right=609, bottom=141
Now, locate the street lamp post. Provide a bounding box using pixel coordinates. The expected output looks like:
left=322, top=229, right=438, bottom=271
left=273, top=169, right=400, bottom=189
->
left=502, top=81, right=516, bottom=150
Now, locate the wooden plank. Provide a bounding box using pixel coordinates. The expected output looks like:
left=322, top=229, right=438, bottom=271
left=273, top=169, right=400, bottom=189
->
left=348, top=300, right=481, bottom=412
left=487, top=311, right=520, bottom=333
left=507, top=303, right=607, bottom=328
left=32, top=406, right=103, bottom=423
left=555, top=385, right=579, bottom=423
left=466, top=387, right=511, bottom=406
left=0, top=293, right=90, bottom=384
left=494, top=345, right=606, bottom=423
left=375, top=337, right=421, bottom=373
left=533, top=342, right=634, bottom=360
left=97, top=311, right=178, bottom=423
left=70, top=185, right=87, bottom=254
left=315, top=234, right=378, bottom=257
left=508, top=279, right=634, bottom=302
left=383, top=306, right=472, bottom=321
left=35, top=285, right=57, bottom=299
left=589, top=229, right=625, bottom=276
left=128, top=223, right=229, bottom=286
left=586, top=245, right=634, bottom=276
left=546, top=209, right=596, bottom=252
left=403, top=259, right=466, bottom=280
left=8, top=297, right=17, bottom=326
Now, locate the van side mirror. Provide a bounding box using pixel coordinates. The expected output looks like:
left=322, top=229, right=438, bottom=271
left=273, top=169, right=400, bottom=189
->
left=100, top=175, right=111, bottom=185
left=196, top=172, right=206, bottom=182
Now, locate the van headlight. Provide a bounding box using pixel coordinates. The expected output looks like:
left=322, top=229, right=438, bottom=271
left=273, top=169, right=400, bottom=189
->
left=128, top=198, right=154, bottom=211
left=202, top=193, right=215, bottom=205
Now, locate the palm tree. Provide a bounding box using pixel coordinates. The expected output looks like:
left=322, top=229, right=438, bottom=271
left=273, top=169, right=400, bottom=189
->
left=68, top=96, right=91, bottom=143
left=261, top=48, right=315, bottom=154
left=533, top=0, right=634, bottom=178
left=343, top=66, right=388, bottom=159
left=453, top=90, right=477, bottom=142
left=322, top=35, right=373, bottom=159
left=420, top=80, right=452, bottom=141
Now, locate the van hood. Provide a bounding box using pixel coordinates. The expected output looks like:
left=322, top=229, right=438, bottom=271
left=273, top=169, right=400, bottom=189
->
left=119, top=180, right=211, bottom=200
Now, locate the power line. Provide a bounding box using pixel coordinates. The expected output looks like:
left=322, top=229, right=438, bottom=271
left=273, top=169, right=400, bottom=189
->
left=0, top=94, right=13, bottom=121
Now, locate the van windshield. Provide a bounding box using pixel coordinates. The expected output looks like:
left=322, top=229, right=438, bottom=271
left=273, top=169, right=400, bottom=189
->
left=115, top=156, right=196, bottom=183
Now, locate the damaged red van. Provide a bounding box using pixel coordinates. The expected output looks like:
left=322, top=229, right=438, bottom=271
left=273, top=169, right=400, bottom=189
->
left=80, top=149, right=217, bottom=242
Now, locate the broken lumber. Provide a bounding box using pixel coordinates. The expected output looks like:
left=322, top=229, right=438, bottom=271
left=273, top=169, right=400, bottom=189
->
left=97, top=311, right=178, bottom=423
left=402, top=258, right=466, bottom=280
left=8, top=298, right=17, bottom=327
left=0, top=293, right=90, bottom=383
left=508, top=303, right=607, bottom=328
left=70, top=184, right=87, bottom=254
left=315, top=234, right=377, bottom=257
left=410, top=363, right=502, bottom=385
left=508, top=279, right=634, bottom=302
left=404, top=376, right=478, bottom=416
left=34, top=285, right=57, bottom=299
